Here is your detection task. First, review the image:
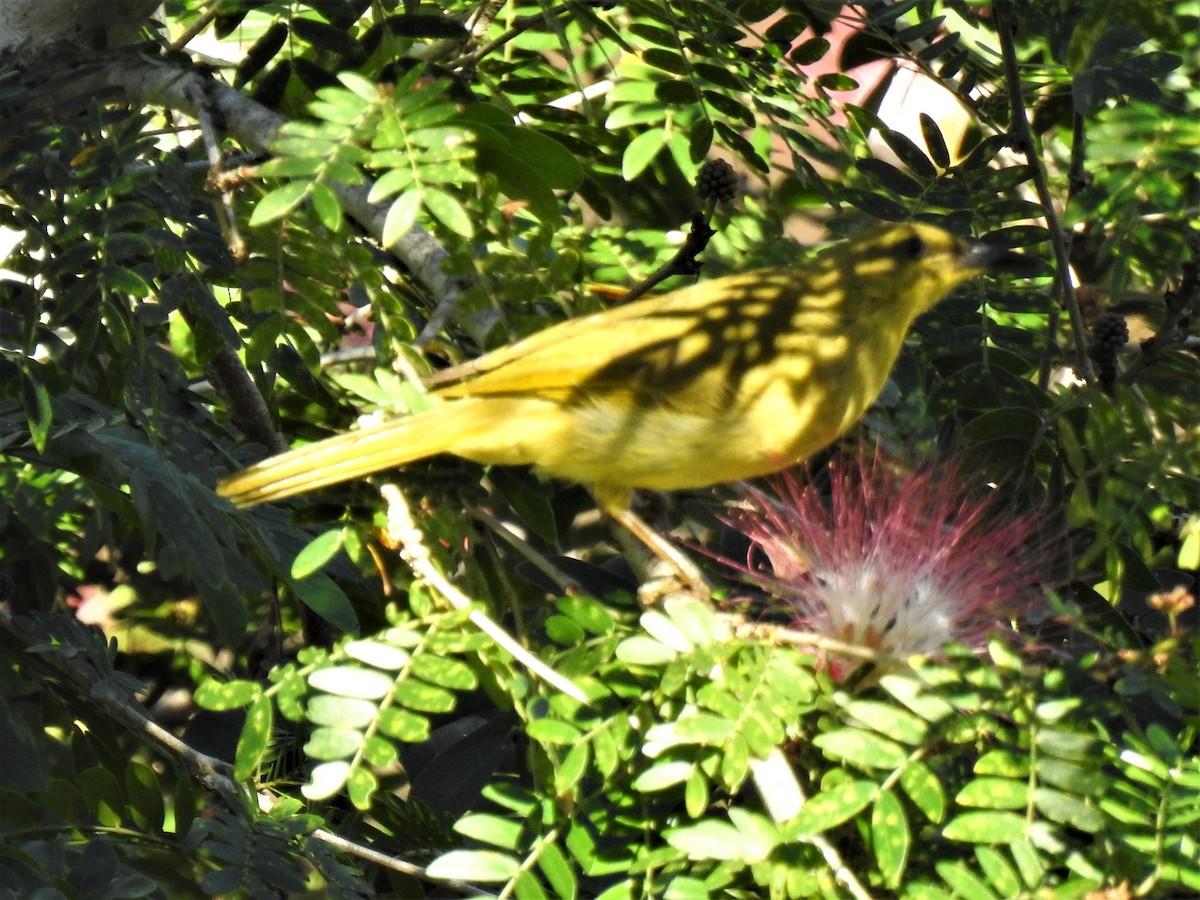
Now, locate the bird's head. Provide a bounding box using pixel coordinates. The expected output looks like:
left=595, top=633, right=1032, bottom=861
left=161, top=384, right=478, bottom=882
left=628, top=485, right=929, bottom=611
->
left=832, top=221, right=1040, bottom=320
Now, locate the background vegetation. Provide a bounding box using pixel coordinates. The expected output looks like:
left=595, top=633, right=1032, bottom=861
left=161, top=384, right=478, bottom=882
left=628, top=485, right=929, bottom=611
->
left=1, top=0, right=1197, bottom=896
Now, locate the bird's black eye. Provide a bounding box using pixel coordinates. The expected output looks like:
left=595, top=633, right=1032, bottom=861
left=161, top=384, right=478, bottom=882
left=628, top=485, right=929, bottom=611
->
left=894, top=234, right=927, bottom=261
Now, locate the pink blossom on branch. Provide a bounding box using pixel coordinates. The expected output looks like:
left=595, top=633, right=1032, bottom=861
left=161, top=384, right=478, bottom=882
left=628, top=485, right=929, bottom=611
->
left=725, top=453, right=1051, bottom=677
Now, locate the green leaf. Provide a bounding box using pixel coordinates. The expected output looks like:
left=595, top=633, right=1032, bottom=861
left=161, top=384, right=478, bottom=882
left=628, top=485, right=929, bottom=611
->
left=879, top=128, right=938, bottom=179
left=392, top=679, right=456, bottom=713
left=974, top=846, right=1022, bottom=897
left=557, top=595, right=615, bottom=635
left=464, top=117, right=583, bottom=190
left=1032, top=763, right=1104, bottom=796
left=673, top=712, right=733, bottom=745
left=546, top=615, right=586, bottom=645
left=942, top=811, right=1028, bottom=844
left=304, top=725, right=363, bottom=761
left=426, top=850, right=521, bottom=882
left=309, top=182, right=343, bottom=231
left=557, top=743, right=589, bottom=796
left=643, top=48, right=689, bottom=75
left=424, top=186, right=473, bottom=237
left=616, top=635, right=677, bottom=666
left=974, top=750, right=1029, bottom=778
left=857, top=157, right=923, bottom=197
left=303, top=761, right=351, bottom=800
left=794, top=780, right=875, bottom=834
left=234, top=693, right=274, bottom=781
left=290, top=571, right=359, bottom=634
left=1032, top=788, right=1107, bottom=833
left=880, top=674, right=956, bottom=723
left=537, top=840, right=577, bottom=900
left=871, top=789, right=910, bottom=889
left=684, top=769, right=709, bottom=818
left=623, top=128, right=668, bottom=181
left=900, top=761, right=945, bottom=823
left=1034, top=729, right=1098, bottom=761
left=362, top=734, right=398, bottom=768
left=456, top=812, right=524, bottom=850
left=662, top=595, right=722, bottom=646
left=843, top=700, right=928, bottom=744
left=250, top=181, right=309, bottom=226
left=410, top=653, right=477, bottom=690
left=292, top=529, right=345, bottom=580
left=634, top=760, right=694, bottom=791
left=640, top=609, right=694, bottom=651
left=124, top=763, right=165, bottom=832
left=78, top=766, right=125, bottom=827
left=919, top=112, right=951, bottom=167
left=195, top=678, right=262, bottom=711
left=309, top=665, right=395, bottom=700
left=956, top=778, right=1028, bottom=809
left=377, top=707, right=431, bottom=742
left=656, top=80, right=701, bottom=105
left=935, top=860, right=997, bottom=900
left=343, top=639, right=411, bottom=671
left=719, top=733, right=750, bottom=791
left=478, top=147, right=561, bottom=223
left=21, top=367, right=52, bottom=453
left=347, top=766, right=378, bottom=810
left=381, top=190, right=423, bottom=247
left=665, top=819, right=765, bottom=861
left=527, top=718, right=582, bottom=745
left=813, top=728, right=908, bottom=770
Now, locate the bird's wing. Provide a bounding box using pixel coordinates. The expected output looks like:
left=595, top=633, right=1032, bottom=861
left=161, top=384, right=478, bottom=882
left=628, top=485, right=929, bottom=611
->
left=434, top=268, right=808, bottom=411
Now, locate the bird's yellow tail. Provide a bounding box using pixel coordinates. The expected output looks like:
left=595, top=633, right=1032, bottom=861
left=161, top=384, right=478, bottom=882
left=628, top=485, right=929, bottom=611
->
left=217, top=401, right=475, bottom=508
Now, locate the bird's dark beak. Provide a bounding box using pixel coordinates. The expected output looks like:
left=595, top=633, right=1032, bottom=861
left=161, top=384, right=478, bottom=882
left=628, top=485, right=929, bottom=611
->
left=962, top=242, right=1044, bottom=278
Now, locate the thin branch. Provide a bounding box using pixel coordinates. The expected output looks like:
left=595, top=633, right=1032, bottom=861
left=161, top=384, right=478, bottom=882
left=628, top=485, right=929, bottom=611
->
left=96, top=56, right=465, bottom=319
left=619, top=212, right=717, bottom=305
left=0, top=607, right=494, bottom=895
left=379, top=483, right=590, bottom=704
left=469, top=505, right=583, bottom=595
left=257, top=794, right=497, bottom=897
left=185, top=75, right=246, bottom=260
left=749, top=749, right=875, bottom=900
left=992, top=0, right=1096, bottom=383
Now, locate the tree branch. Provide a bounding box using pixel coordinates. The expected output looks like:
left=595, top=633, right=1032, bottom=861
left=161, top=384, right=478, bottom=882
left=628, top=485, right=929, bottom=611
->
left=95, top=56, right=465, bottom=324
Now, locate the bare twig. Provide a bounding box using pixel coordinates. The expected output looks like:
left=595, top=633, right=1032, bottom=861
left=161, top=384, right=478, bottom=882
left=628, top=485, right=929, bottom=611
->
left=469, top=506, right=582, bottom=594
left=185, top=75, right=246, bottom=260
left=749, top=749, right=875, bottom=900
left=379, top=483, right=590, bottom=704
left=619, top=212, right=717, bottom=305
left=95, top=57, right=465, bottom=317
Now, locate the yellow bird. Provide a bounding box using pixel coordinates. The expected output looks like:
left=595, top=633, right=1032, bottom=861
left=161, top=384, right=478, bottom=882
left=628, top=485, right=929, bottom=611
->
left=217, top=222, right=1031, bottom=560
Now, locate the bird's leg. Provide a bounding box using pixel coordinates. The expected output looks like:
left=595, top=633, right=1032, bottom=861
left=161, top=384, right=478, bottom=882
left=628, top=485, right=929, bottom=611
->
left=607, top=503, right=711, bottom=603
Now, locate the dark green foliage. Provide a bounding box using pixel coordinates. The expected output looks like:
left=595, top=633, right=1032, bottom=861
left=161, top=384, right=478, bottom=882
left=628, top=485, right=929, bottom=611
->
left=2, top=0, right=1198, bottom=895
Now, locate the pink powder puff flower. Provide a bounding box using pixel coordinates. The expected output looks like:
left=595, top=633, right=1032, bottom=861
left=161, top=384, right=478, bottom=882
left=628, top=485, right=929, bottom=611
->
left=726, top=453, right=1049, bottom=678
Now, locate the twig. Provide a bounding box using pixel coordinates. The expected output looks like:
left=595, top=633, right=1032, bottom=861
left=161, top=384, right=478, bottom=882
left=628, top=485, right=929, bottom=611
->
left=0, top=607, right=496, bottom=895
left=379, top=484, right=590, bottom=704
left=185, top=75, right=246, bottom=260
left=96, top=57, right=465, bottom=318
left=257, top=794, right=497, bottom=897
left=469, top=506, right=582, bottom=595
left=992, top=0, right=1096, bottom=383
left=619, top=212, right=717, bottom=305
left=169, top=4, right=223, bottom=52
left=718, top=614, right=883, bottom=662
left=749, top=749, right=875, bottom=900
left=162, top=274, right=287, bottom=454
